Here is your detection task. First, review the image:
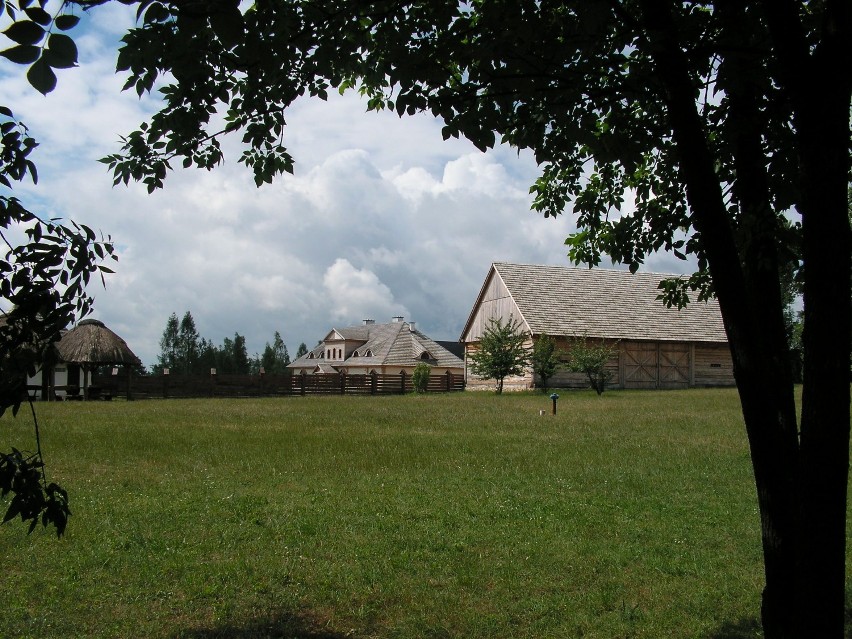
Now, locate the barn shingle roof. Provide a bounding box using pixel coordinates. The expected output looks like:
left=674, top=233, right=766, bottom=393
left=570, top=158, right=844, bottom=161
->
left=472, top=262, right=728, bottom=343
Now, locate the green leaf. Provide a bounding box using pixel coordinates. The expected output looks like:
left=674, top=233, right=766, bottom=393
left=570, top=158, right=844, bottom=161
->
left=2, top=20, right=45, bottom=46
left=210, top=5, right=244, bottom=50
left=2, top=496, right=22, bottom=523
left=45, top=33, right=77, bottom=68
left=23, top=6, right=51, bottom=25
left=0, top=44, right=40, bottom=64
left=54, top=14, right=81, bottom=31
left=27, top=57, right=57, bottom=95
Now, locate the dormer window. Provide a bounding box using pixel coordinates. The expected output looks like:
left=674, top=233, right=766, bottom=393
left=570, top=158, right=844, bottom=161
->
left=308, top=352, right=314, bottom=359
left=366, top=349, right=374, bottom=357
left=420, top=351, right=432, bottom=361
left=352, top=350, right=360, bottom=358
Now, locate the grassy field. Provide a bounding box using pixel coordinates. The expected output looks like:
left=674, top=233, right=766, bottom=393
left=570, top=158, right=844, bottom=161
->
left=0, top=388, right=842, bottom=638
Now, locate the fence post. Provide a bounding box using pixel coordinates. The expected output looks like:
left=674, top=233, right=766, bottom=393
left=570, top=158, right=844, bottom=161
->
left=126, top=368, right=133, bottom=401
left=371, top=371, right=377, bottom=395
left=300, top=371, right=306, bottom=396
left=210, top=368, right=217, bottom=397
left=163, top=368, right=170, bottom=399
left=400, top=370, right=406, bottom=394
left=340, top=373, right=346, bottom=395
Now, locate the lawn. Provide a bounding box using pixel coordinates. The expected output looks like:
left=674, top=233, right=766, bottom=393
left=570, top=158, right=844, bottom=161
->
left=0, top=389, right=840, bottom=638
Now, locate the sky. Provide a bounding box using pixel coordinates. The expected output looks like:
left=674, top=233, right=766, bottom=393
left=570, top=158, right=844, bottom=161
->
left=1, top=4, right=690, bottom=369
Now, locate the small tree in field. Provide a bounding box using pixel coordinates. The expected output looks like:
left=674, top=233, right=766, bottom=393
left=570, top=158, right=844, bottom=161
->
left=566, top=336, right=618, bottom=396
left=412, top=362, right=431, bottom=394
left=468, top=317, right=530, bottom=394
left=531, top=333, right=562, bottom=392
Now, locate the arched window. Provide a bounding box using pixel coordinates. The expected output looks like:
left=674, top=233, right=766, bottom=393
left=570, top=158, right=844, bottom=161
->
left=366, top=349, right=374, bottom=357
left=420, top=351, right=432, bottom=361
left=352, top=350, right=360, bottom=358
left=308, top=352, right=314, bottom=359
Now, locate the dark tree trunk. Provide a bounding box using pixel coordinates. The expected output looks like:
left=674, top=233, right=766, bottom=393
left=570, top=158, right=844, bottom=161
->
left=639, top=1, right=850, bottom=636
left=760, top=1, right=851, bottom=635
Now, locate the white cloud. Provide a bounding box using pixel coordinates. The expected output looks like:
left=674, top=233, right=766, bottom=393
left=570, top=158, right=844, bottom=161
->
left=2, top=9, right=697, bottom=368
left=322, top=259, right=407, bottom=323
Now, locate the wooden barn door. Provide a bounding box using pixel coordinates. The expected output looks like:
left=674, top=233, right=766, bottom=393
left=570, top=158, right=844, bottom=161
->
left=659, top=344, right=690, bottom=389
left=623, top=342, right=691, bottom=389
left=623, top=343, right=658, bottom=389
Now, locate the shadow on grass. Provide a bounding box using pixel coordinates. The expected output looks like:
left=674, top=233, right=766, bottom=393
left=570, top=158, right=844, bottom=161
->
left=700, top=604, right=852, bottom=639
left=700, top=617, right=762, bottom=639
left=173, top=611, right=351, bottom=639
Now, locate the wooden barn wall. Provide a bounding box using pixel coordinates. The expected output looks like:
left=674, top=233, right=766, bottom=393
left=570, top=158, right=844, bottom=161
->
left=463, top=272, right=522, bottom=342
left=693, top=343, right=736, bottom=387
left=465, top=336, right=735, bottom=391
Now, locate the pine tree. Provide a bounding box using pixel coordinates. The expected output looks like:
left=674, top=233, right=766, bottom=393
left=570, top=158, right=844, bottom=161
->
left=156, top=313, right=180, bottom=373
left=177, top=311, right=200, bottom=374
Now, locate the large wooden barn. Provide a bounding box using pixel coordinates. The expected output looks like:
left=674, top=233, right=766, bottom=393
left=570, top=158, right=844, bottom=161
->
left=460, top=262, right=735, bottom=391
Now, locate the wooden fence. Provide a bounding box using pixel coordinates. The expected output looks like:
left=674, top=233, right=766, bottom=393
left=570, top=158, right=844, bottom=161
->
left=89, top=370, right=465, bottom=400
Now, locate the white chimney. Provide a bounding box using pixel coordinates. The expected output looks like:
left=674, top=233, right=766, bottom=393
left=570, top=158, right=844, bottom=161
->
left=392, top=316, right=404, bottom=323
left=363, top=319, right=375, bottom=325
left=409, top=321, right=416, bottom=332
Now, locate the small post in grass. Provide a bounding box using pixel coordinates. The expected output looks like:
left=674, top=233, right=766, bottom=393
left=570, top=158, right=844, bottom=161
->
left=550, top=392, right=559, bottom=415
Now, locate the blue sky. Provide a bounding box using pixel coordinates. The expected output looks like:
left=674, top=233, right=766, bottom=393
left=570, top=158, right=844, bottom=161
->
left=1, top=3, right=690, bottom=367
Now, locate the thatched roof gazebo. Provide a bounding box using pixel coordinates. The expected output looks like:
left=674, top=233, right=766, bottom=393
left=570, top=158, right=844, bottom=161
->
left=57, top=319, right=141, bottom=399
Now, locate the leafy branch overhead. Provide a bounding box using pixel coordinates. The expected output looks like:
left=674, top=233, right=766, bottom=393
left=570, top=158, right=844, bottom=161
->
left=1, top=2, right=118, bottom=536
left=0, top=104, right=112, bottom=536
left=0, top=2, right=81, bottom=95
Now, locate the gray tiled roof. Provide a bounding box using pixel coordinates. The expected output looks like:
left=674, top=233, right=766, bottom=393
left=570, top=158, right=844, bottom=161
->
left=488, top=262, right=728, bottom=343
left=289, top=320, right=464, bottom=369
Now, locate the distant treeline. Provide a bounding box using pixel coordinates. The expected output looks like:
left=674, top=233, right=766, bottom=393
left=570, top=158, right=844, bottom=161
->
left=151, top=311, right=309, bottom=376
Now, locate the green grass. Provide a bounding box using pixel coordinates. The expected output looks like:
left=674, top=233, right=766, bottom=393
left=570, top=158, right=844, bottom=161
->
left=0, top=389, right=835, bottom=638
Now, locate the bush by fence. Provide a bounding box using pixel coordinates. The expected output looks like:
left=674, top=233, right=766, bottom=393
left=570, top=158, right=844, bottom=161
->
left=89, top=370, right=465, bottom=400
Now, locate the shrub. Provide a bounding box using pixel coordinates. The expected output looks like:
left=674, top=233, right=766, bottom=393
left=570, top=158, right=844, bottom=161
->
left=566, top=335, right=619, bottom=395
left=412, top=362, right=431, bottom=393
left=467, top=317, right=530, bottom=394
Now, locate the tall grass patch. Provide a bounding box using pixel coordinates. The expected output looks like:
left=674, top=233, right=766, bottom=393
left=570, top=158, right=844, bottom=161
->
left=0, top=389, right=835, bottom=638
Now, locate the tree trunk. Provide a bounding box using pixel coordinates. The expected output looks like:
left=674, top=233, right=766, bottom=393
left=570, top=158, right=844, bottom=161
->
left=639, top=1, right=850, bottom=636
left=760, top=1, right=851, bottom=634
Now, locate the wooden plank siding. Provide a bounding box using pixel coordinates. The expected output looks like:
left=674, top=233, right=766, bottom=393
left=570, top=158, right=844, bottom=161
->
left=463, top=269, right=529, bottom=342
left=464, top=337, right=734, bottom=391
left=693, top=343, right=736, bottom=387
